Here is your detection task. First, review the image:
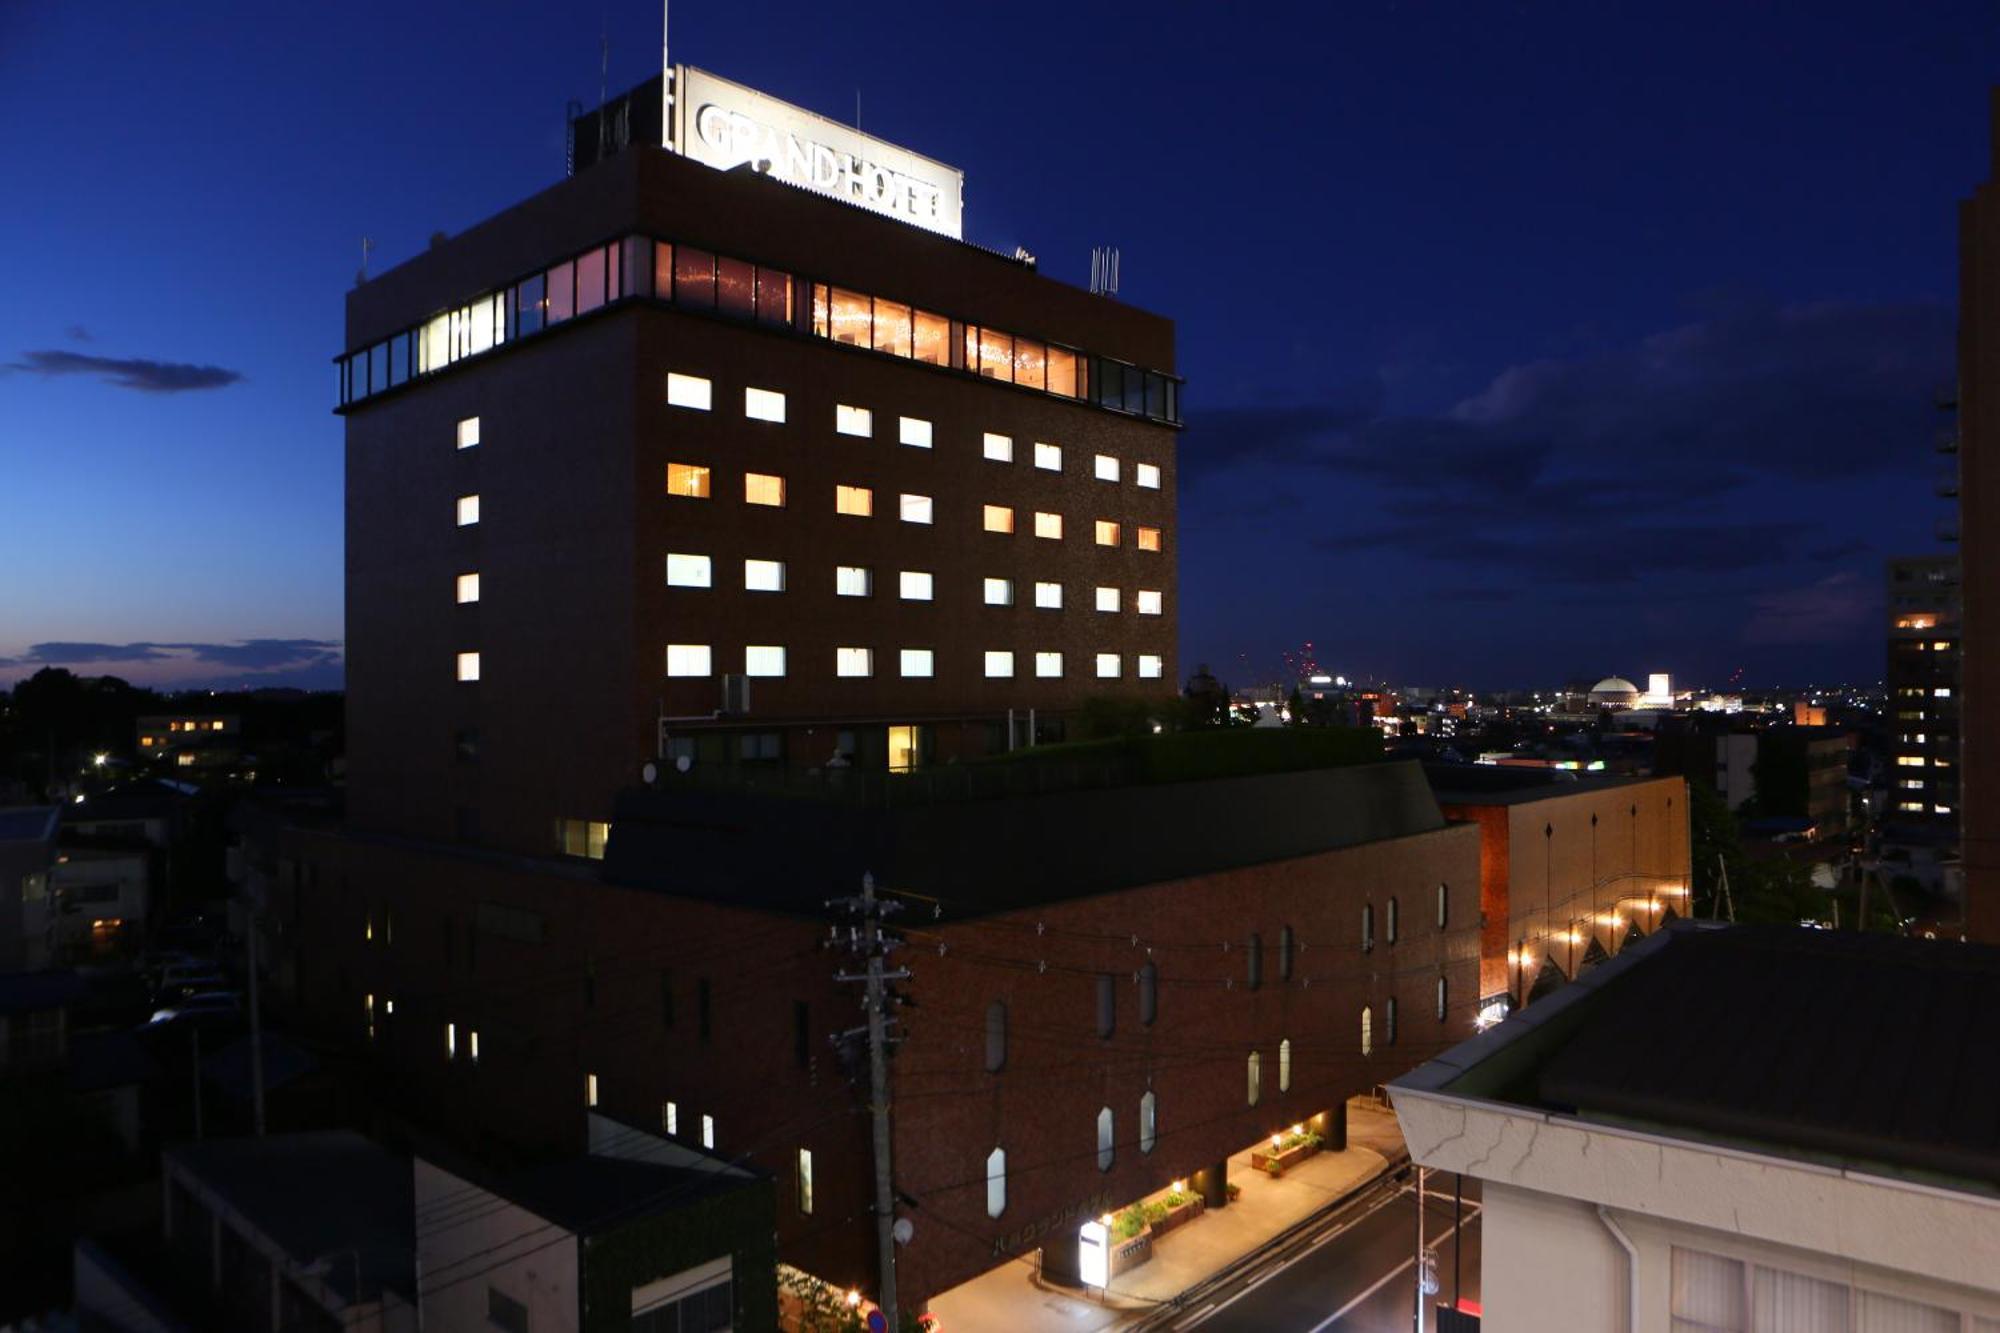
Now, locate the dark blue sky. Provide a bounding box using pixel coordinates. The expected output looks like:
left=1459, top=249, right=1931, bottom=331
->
left=1, top=2, right=1991, bottom=691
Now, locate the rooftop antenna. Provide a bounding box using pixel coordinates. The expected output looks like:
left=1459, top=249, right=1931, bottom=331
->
left=661, top=0, right=674, bottom=152
left=1089, top=246, right=1121, bottom=296
left=598, top=20, right=610, bottom=161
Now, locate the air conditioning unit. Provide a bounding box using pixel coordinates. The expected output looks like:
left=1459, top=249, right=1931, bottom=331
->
left=721, top=674, right=751, bottom=715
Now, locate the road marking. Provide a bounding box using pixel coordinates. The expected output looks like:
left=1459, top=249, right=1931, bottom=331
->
left=1303, top=1203, right=1484, bottom=1332
left=1172, top=1304, right=1216, bottom=1331
left=1175, top=1183, right=1408, bottom=1329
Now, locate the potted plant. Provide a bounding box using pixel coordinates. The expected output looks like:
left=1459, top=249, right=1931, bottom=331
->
left=1250, top=1126, right=1324, bottom=1177
left=1150, top=1187, right=1205, bottom=1237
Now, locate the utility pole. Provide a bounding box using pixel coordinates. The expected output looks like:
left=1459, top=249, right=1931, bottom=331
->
left=1414, top=1165, right=1426, bottom=1333
left=246, top=911, right=265, bottom=1135
left=192, top=1026, right=204, bottom=1139
left=831, top=873, right=910, bottom=1330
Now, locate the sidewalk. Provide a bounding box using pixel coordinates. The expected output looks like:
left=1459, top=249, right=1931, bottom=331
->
left=929, top=1098, right=1407, bottom=1333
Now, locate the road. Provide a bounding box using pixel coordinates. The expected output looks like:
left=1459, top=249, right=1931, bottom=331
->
left=1171, top=1176, right=1482, bottom=1332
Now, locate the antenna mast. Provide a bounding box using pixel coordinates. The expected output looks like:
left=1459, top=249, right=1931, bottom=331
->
left=661, top=0, right=674, bottom=152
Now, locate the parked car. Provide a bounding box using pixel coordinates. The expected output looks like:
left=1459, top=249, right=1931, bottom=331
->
left=153, top=963, right=226, bottom=1004
left=147, top=991, right=242, bottom=1029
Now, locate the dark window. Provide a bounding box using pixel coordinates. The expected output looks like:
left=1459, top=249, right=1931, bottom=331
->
left=1279, top=925, right=1295, bottom=982
left=985, top=1000, right=1006, bottom=1072
left=1139, top=961, right=1158, bottom=1026
left=453, top=807, right=478, bottom=842
left=1387, top=897, right=1400, bottom=945
left=794, top=1000, right=810, bottom=1069
left=698, top=977, right=712, bottom=1043
left=583, top=959, right=596, bottom=1010
left=1095, top=973, right=1115, bottom=1038
left=660, top=971, right=674, bottom=1029
left=487, top=1287, right=528, bottom=1333
left=755, top=268, right=792, bottom=326
left=1438, top=882, right=1449, bottom=928
left=514, top=273, right=545, bottom=336
left=1362, top=903, right=1375, bottom=953
left=442, top=917, right=454, bottom=968
left=1246, top=932, right=1262, bottom=990
left=454, top=728, right=480, bottom=763
left=1387, top=996, right=1399, bottom=1045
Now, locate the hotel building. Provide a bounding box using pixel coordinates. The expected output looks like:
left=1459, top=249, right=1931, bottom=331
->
left=335, top=75, right=1180, bottom=859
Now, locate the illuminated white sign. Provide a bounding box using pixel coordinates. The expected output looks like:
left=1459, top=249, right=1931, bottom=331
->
left=671, top=67, right=963, bottom=239
left=1077, top=1219, right=1109, bottom=1288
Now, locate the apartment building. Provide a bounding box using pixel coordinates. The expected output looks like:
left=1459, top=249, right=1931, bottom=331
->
left=1886, top=556, right=1962, bottom=837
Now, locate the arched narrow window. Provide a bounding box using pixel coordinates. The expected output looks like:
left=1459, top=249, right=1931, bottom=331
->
left=1437, top=974, right=1448, bottom=1021
left=1246, top=932, right=1262, bottom=990
left=1386, top=996, right=1399, bottom=1045
left=1362, top=903, right=1375, bottom=953
left=1279, top=1037, right=1292, bottom=1092
left=1361, top=1006, right=1374, bottom=1056
left=1279, top=925, right=1295, bottom=982
left=986, top=1147, right=1006, bottom=1218
left=1437, top=882, right=1450, bottom=928
left=1139, top=1092, right=1157, bottom=1154
left=1247, top=1051, right=1262, bottom=1106
left=985, top=1000, right=1007, bottom=1072
left=1139, top=961, right=1158, bottom=1026
left=1387, top=896, right=1400, bottom=945
left=1095, top=973, right=1116, bottom=1038
left=1096, top=1106, right=1114, bottom=1172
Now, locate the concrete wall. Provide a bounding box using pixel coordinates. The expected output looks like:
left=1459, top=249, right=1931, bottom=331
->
left=415, top=1158, right=579, bottom=1333
left=1480, top=1183, right=1623, bottom=1333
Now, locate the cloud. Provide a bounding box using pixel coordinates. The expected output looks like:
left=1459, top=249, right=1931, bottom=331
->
left=1741, top=572, right=1876, bottom=647
left=65, top=325, right=92, bottom=343
left=7, top=348, right=243, bottom=393
left=0, top=640, right=342, bottom=672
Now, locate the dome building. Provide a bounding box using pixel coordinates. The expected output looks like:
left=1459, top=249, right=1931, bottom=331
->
left=1588, top=676, right=1642, bottom=710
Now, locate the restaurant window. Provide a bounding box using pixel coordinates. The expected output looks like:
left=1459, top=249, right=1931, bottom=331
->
left=977, top=327, right=1014, bottom=381
left=1048, top=344, right=1079, bottom=397
left=716, top=256, right=755, bottom=320
left=829, top=287, right=872, bottom=347
left=576, top=244, right=608, bottom=315
left=675, top=246, right=716, bottom=309
left=875, top=299, right=913, bottom=357
left=666, top=463, right=711, bottom=498
left=756, top=268, right=792, bottom=325
left=547, top=260, right=575, bottom=324
left=913, top=309, right=951, bottom=365
left=1014, top=338, right=1047, bottom=390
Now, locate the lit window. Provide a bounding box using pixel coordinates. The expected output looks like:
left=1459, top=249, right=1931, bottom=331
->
left=1136, top=462, right=1161, bottom=489
left=1139, top=1091, right=1157, bottom=1153
left=836, top=404, right=873, bottom=437
left=456, top=652, right=480, bottom=682
left=1095, top=586, right=1121, bottom=613
left=586, top=1073, right=599, bottom=1106
left=1436, top=975, right=1447, bottom=1020
left=667, top=372, right=712, bottom=410
left=446, top=1022, right=457, bottom=1060
left=666, top=553, right=712, bottom=588
left=745, top=645, right=786, bottom=677
left=1095, top=520, right=1121, bottom=547
left=1096, top=653, right=1121, bottom=678
left=798, top=1148, right=814, bottom=1215
left=663, top=1101, right=678, bottom=1135
left=1034, top=442, right=1062, bottom=471
left=1034, top=512, right=1062, bottom=540
left=744, top=472, right=786, bottom=507
left=1137, top=527, right=1162, bottom=552
left=900, top=649, right=935, bottom=678
left=1936, top=687, right=1953, bottom=698
left=456, top=416, right=480, bottom=450
left=1096, top=1106, right=1114, bottom=1172
left=899, top=416, right=933, bottom=448
left=1897, top=756, right=1926, bottom=767
left=469, top=1030, right=480, bottom=1065
left=986, top=1147, right=1006, bottom=1218
left=984, top=578, right=1013, bottom=606
left=899, top=570, right=934, bottom=601
left=1138, top=655, right=1163, bottom=678
left=701, top=1114, right=715, bottom=1149
left=744, top=386, right=787, bottom=422
left=1279, top=1037, right=1292, bottom=1091
left=1035, top=651, right=1063, bottom=678
left=1898, top=801, right=1924, bottom=811
left=744, top=559, right=786, bottom=592
left=666, top=463, right=711, bottom=498
left=983, top=433, right=1014, bottom=463
left=1035, top=582, right=1063, bottom=610
left=985, top=651, right=1015, bottom=678
left=1361, top=1006, right=1373, bottom=1056
left=1094, top=454, right=1120, bottom=482
left=836, top=565, right=873, bottom=597
left=982, top=504, right=1015, bottom=533
left=456, top=573, right=480, bottom=604
left=456, top=494, right=480, bottom=526
left=900, top=493, right=933, bottom=524
left=836, top=648, right=873, bottom=678
left=666, top=644, right=712, bottom=677
left=837, top=485, right=874, bottom=517
left=1137, top=590, right=1163, bottom=616
left=1247, top=1051, right=1261, bottom=1106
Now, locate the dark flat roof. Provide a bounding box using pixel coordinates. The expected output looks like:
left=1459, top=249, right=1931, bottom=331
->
left=606, top=759, right=1451, bottom=918
left=501, top=1156, right=749, bottom=1237
left=1426, top=763, right=1667, bottom=807
left=166, top=1131, right=413, bottom=1301
left=1423, top=925, right=2000, bottom=1192
left=0, top=806, right=59, bottom=844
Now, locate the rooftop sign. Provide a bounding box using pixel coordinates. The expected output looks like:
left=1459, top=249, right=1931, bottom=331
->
left=669, top=67, right=964, bottom=239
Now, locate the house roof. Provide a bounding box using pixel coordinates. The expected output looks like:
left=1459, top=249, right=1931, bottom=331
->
left=1401, top=923, right=2000, bottom=1193
left=500, top=1155, right=751, bottom=1237
left=0, top=806, right=59, bottom=845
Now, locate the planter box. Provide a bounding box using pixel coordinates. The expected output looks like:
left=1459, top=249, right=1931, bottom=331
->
left=1148, top=1198, right=1205, bottom=1239
left=1109, top=1231, right=1153, bottom=1276
left=1250, top=1141, right=1320, bottom=1177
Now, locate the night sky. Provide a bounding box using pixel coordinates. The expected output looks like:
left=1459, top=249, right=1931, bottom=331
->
left=2, top=3, right=1992, bottom=693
